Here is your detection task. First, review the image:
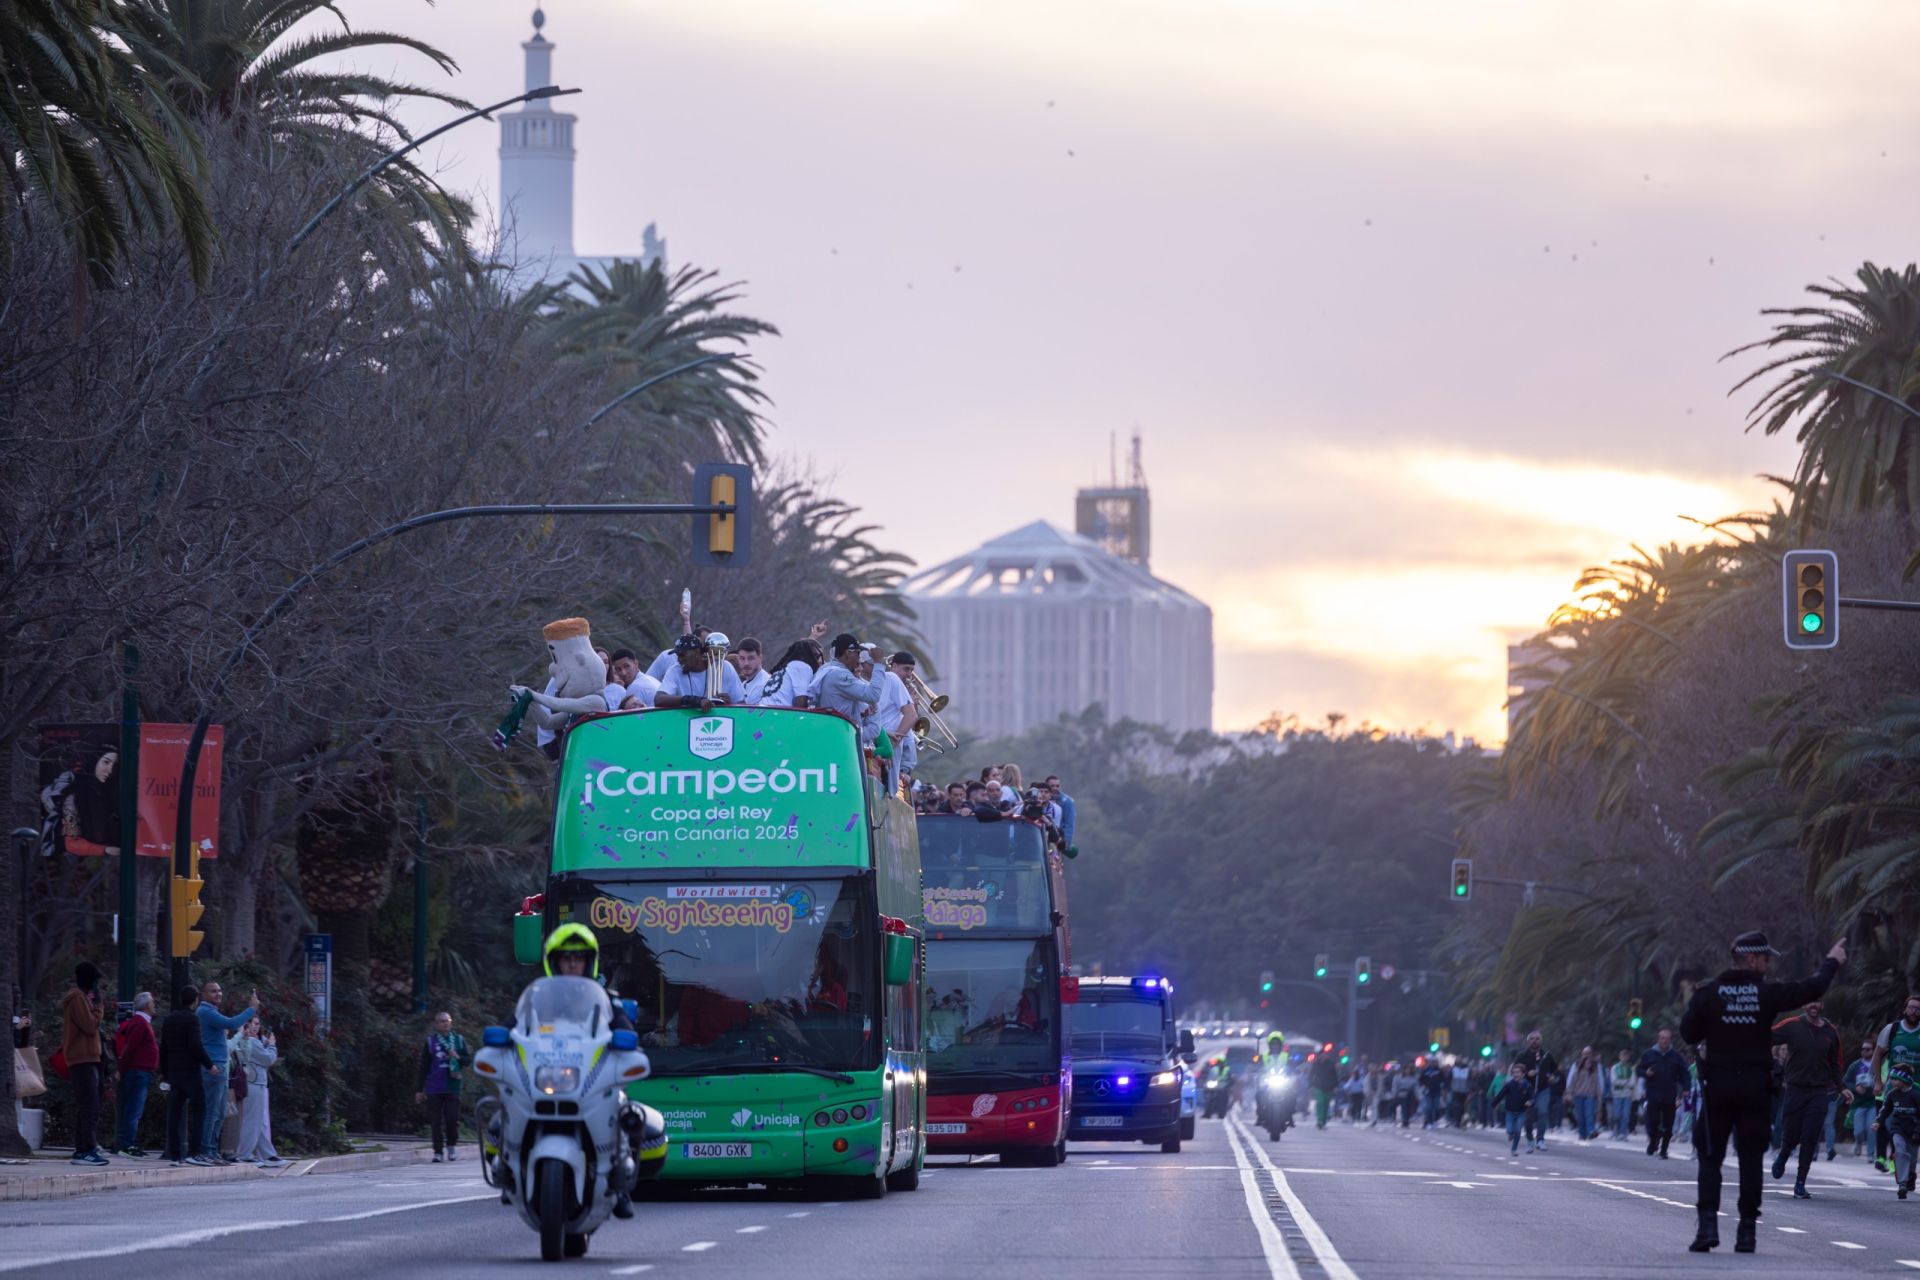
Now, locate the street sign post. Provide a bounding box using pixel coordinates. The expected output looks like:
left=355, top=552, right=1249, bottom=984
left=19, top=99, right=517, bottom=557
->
left=305, top=934, right=334, bottom=1034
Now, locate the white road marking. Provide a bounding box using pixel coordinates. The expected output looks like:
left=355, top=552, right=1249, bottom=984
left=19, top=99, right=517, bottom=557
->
left=324, top=1194, right=497, bottom=1223
left=682, top=1241, right=718, bottom=1252
left=609, top=1266, right=654, bottom=1275
left=1779, top=1227, right=1808, bottom=1234
left=1834, top=1242, right=1867, bottom=1250
left=1425, top=1181, right=1485, bottom=1190
left=1895, top=1261, right=1920, bottom=1269
left=786, top=1211, right=810, bottom=1218
left=737, top=1225, right=767, bottom=1234
left=1230, top=1115, right=1361, bottom=1280
left=0, top=1223, right=305, bottom=1273
left=1224, top=1112, right=1300, bottom=1280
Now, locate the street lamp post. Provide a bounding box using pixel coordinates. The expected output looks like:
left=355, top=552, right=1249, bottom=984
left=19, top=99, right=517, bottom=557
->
left=187, top=83, right=583, bottom=397
left=164, top=498, right=735, bottom=992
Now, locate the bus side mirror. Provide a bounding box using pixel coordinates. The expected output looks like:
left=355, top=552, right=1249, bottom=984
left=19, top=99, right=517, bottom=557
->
left=1179, top=1029, right=1197, bottom=1056
left=884, top=933, right=916, bottom=986
left=513, top=912, right=544, bottom=966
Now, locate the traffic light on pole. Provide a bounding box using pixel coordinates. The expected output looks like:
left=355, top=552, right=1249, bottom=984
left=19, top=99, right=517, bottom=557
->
left=169, top=845, right=205, bottom=958
left=691, top=463, right=754, bottom=568
left=1313, top=954, right=1329, bottom=979
left=1782, top=549, right=1838, bottom=650
left=1354, top=956, right=1371, bottom=985
left=1628, top=997, right=1644, bottom=1031
left=1451, top=857, right=1472, bottom=901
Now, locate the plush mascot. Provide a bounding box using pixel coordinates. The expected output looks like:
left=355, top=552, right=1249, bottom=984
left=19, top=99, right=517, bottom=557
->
left=502, top=617, right=611, bottom=749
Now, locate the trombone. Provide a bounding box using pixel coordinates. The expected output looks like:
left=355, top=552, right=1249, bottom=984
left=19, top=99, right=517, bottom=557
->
left=904, top=670, right=957, bottom=755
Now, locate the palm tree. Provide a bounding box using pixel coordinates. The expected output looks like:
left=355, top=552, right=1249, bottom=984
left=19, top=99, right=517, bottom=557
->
left=1726, top=263, right=1920, bottom=521
left=545, top=259, right=778, bottom=465
left=0, top=0, right=214, bottom=285
left=113, top=0, right=475, bottom=255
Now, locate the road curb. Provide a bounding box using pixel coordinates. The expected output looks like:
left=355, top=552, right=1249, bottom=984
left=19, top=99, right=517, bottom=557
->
left=0, top=1146, right=433, bottom=1201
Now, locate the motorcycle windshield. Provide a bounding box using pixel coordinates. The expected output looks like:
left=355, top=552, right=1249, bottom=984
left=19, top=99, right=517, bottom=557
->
left=515, top=976, right=613, bottom=1034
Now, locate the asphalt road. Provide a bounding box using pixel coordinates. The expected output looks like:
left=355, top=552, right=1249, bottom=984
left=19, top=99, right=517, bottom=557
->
left=11, top=1104, right=1920, bottom=1276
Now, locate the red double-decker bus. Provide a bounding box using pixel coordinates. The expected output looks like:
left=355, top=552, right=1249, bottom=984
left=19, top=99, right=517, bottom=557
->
left=917, top=815, right=1074, bottom=1167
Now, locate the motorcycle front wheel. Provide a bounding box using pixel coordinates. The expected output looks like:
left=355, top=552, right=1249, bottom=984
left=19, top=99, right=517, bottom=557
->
left=537, top=1159, right=569, bottom=1262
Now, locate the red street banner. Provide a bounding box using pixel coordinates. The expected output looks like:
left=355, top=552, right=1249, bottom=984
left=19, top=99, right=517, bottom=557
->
left=32, top=723, right=222, bottom=858
left=136, top=725, right=223, bottom=859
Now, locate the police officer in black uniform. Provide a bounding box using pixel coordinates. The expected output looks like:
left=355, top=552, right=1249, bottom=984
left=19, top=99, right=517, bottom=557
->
left=1679, top=929, right=1847, bottom=1254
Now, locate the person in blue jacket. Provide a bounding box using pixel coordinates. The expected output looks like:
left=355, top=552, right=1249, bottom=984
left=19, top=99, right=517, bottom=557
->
left=193, top=978, right=258, bottom=1163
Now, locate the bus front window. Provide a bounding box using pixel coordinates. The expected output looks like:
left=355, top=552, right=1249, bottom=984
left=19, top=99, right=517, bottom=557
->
left=554, top=877, right=878, bottom=1075
left=924, top=938, right=1057, bottom=1075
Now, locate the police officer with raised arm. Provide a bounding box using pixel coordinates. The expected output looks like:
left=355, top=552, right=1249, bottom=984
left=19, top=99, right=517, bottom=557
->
left=1680, top=929, right=1847, bottom=1255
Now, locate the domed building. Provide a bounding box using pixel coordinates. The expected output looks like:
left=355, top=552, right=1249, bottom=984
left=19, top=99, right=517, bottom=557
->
left=905, top=449, right=1213, bottom=740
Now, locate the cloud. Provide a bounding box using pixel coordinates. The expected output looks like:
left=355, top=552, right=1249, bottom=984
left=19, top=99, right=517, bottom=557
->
left=1174, top=445, right=1769, bottom=740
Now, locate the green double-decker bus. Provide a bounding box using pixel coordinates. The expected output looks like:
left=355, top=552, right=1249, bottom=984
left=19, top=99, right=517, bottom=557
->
left=511, top=705, right=926, bottom=1197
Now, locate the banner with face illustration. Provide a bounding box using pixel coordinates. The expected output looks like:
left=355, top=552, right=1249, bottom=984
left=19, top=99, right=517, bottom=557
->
left=35, top=723, right=223, bottom=857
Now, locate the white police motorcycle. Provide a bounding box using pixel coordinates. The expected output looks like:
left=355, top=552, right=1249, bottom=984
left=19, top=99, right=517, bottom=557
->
left=472, top=976, right=667, bottom=1262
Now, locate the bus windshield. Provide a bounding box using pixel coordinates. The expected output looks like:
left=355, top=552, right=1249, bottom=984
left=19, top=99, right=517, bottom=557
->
left=917, top=818, right=1050, bottom=934
left=551, top=876, right=878, bottom=1076
left=925, top=938, right=1058, bottom=1076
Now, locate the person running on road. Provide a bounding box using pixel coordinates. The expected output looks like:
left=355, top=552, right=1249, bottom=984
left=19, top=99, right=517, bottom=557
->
left=1639, top=1028, right=1688, bottom=1158
left=1680, top=929, right=1845, bottom=1255
left=1510, top=1032, right=1558, bottom=1150
left=1875, top=1066, right=1920, bottom=1198
left=1499, top=1063, right=1536, bottom=1155
left=1309, top=1051, right=1339, bottom=1129
left=1770, top=1000, right=1848, bottom=1199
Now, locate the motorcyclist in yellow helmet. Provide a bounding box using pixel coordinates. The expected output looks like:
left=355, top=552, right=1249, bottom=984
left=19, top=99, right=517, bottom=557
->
left=543, top=922, right=601, bottom=979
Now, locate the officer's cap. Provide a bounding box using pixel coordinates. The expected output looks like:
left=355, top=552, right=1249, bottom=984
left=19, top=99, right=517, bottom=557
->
left=1730, top=930, right=1781, bottom=956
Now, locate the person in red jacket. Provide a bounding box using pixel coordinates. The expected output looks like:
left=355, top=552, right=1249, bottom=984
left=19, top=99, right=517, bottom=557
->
left=113, top=991, right=160, bottom=1157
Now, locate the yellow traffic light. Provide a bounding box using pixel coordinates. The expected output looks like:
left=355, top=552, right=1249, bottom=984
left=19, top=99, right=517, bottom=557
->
left=170, top=868, right=205, bottom=957
left=708, top=473, right=736, bottom=555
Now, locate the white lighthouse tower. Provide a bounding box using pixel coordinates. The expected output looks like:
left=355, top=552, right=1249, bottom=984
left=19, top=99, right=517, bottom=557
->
left=497, top=6, right=664, bottom=288
left=497, top=7, right=575, bottom=278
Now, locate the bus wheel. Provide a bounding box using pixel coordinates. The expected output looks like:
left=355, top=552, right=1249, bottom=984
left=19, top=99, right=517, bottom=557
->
left=885, top=1156, right=921, bottom=1191
left=1056, top=1139, right=1068, bottom=1163
left=1030, top=1142, right=1060, bottom=1168
left=852, top=1168, right=888, bottom=1199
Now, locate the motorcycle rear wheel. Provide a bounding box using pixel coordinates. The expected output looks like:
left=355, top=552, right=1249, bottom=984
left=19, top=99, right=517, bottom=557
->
left=537, top=1160, right=569, bottom=1262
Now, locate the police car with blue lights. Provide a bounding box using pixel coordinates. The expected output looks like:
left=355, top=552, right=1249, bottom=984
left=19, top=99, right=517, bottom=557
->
left=1067, top=975, right=1197, bottom=1152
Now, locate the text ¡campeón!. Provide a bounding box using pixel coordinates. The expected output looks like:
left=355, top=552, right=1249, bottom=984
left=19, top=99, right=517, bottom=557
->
left=582, top=760, right=839, bottom=804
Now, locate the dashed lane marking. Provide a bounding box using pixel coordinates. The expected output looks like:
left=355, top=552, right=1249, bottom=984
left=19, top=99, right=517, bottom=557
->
left=737, top=1226, right=767, bottom=1234
left=785, top=1212, right=810, bottom=1218
left=1895, top=1261, right=1920, bottom=1269
left=1779, top=1227, right=1808, bottom=1234
left=1834, top=1242, right=1867, bottom=1250
left=682, top=1242, right=717, bottom=1252
left=1231, top=1115, right=1362, bottom=1280
left=1224, top=1113, right=1300, bottom=1280
left=609, top=1266, right=654, bottom=1275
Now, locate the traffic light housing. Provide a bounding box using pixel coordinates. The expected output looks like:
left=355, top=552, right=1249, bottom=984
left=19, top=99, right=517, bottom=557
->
left=1354, top=955, right=1371, bottom=985
left=1628, top=997, right=1644, bottom=1031
left=1260, top=969, right=1274, bottom=993
left=1313, top=954, right=1329, bottom=979
left=1451, top=857, right=1472, bottom=901
left=169, top=847, right=205, bottom=958
left=1782, top=549, right=1838, bottom=650
left=691, top=463, right=753, bottom=568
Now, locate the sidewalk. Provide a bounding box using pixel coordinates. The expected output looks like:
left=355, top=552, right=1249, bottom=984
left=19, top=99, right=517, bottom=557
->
left=0, top=1134, right=441, bottom=1202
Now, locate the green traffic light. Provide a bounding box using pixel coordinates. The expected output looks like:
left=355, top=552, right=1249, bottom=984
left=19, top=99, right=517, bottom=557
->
left=1356, top=972, right=1370, bottom=984
left=1454, top=883, right=1468, bottom=896
left=1801, top=612, right=1823, bottom=633
left=1629, top=1016, right=1643, bottom=1030
left=1261, top=982, right=1273, bottom=992
left=1314, top=968, right=1327, bottom=978
left=1428, top=1042, right=1441, bottom=1053
left=1480, top=1045, right=1493, bottom=1057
